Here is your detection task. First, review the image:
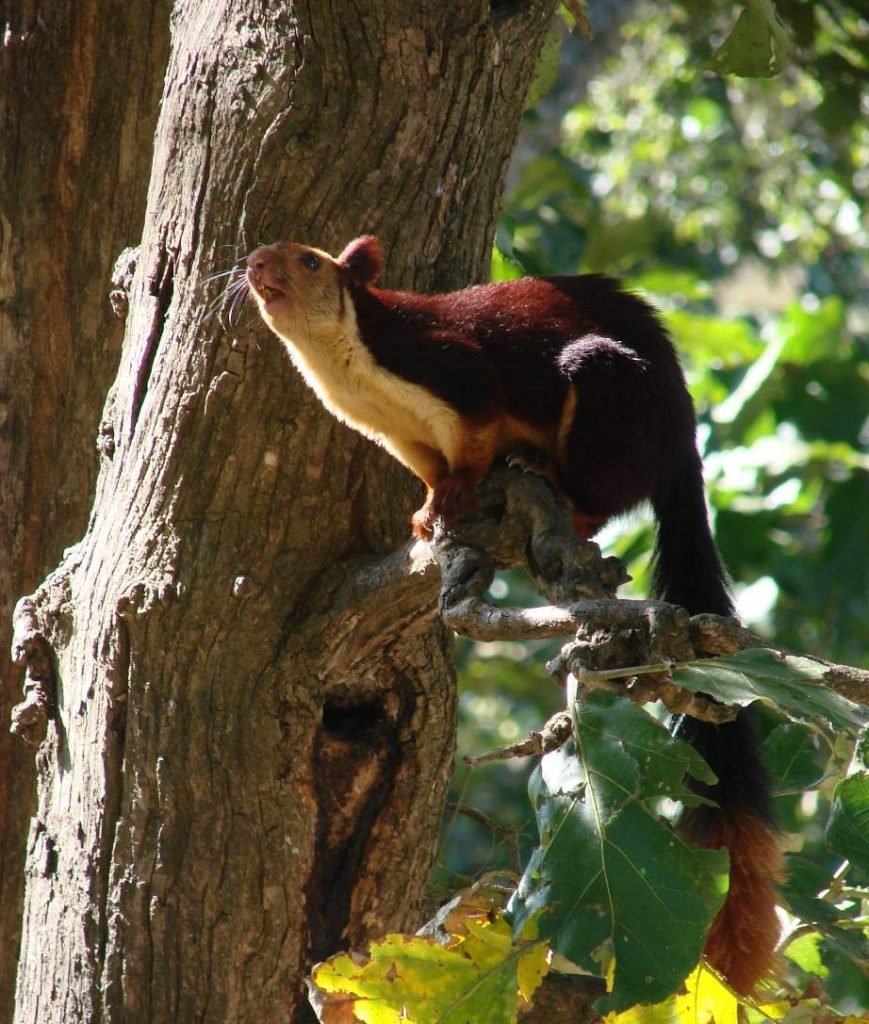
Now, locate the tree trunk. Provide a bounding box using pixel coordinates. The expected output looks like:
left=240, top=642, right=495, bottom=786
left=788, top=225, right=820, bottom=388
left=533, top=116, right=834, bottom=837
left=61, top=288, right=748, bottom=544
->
left=0, top=2, right=170, bottom=1018
left=8, top=2, right=557, bottom=1021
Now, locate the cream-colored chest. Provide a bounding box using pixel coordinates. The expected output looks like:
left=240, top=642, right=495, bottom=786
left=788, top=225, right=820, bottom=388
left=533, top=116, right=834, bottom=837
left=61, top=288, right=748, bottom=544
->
left=278, top=325, right=460, bottom=460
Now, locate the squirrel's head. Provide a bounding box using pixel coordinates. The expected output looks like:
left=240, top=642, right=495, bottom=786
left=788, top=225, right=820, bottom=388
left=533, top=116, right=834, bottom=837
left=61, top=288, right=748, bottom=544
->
left=246, top=236, right=382, bottom=341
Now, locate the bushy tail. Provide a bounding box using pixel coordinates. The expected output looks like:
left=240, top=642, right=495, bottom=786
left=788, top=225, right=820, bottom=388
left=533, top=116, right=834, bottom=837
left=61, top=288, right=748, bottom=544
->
left=653, top=449, right=784, bottom=993
left=672, top=712, right=785, bottom=992
left=651, top=447, right=733, bottom=618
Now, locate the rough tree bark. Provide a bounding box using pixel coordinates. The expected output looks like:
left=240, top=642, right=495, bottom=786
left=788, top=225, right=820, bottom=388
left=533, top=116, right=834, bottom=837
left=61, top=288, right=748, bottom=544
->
left=0, top=3, right=171, bottom=1018
left=6, top=2, right=558, bottom=1021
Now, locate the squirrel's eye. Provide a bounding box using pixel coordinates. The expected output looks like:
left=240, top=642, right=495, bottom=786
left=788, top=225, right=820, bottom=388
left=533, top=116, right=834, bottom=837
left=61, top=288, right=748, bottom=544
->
left=300, top=252, right=321, bottom=271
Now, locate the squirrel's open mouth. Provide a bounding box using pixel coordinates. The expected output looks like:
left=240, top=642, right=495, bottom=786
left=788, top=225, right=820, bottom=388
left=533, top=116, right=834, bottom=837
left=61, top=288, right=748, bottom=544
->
left=246, top=270, right=286, bottom=305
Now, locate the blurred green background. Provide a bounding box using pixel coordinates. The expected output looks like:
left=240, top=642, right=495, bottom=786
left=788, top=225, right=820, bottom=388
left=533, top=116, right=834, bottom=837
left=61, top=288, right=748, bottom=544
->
left=436, top=0, right=868, bottom=1011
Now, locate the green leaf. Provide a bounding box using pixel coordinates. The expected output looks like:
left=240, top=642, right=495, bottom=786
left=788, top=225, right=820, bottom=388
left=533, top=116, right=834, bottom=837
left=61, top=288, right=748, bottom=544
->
left=779, top=855, right=838, bottom=926
left=784, top=931, right=826, bottom=976
left=507, top=152, right=587, bottom=212
left=779, top=296, right=846, bottom=364
left=847, top=726, right=869, bottom=773
left=670, top=649, right=868, bottom=734
left=780, top=855, right=869, bottom=965
left=664, top=309, right=762, bottom=368
left=509, top=692, right=729, bottom=1014
left=826, top=773, right=869, bottom=871
left=710, top=0, right=795, bottom=78
left=763, top=723, right=828, bottom=791
left=525, top=28, right=563, bottom=110
left=629, top=268, right=712, bottom=303
left=583, top=216, right=659, bottom=273
left=309, top=913, right=548, bottom=1024
left=684, top=97, right=724, bottom=134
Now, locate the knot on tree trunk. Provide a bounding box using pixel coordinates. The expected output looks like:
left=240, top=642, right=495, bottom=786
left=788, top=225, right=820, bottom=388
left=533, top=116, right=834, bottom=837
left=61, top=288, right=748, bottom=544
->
left=10, top=598, right=56, bottom=746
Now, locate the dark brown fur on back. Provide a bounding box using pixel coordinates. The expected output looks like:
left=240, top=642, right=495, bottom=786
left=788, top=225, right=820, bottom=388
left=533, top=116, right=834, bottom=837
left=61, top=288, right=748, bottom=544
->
left=351, top=274, right=695, bottom=525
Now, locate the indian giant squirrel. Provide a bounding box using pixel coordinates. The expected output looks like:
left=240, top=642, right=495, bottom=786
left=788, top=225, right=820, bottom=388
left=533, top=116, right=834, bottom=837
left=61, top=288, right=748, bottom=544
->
left=245, top=235, right=784, bottom=994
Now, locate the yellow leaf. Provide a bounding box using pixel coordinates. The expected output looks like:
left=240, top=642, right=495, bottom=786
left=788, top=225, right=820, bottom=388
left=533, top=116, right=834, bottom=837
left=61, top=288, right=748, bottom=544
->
left=603, top=964, right=740, bottom=1024
left=459, top=916, right=514, bottom=968
left=679, top=965, right=739, bottom=1024
left=309, top=913, right=549, bottom=1024
left=516, top=941, right=549, bottom=1006
left=604, top=997, right=677, bottom=1023
left=749, top=998, right=792, bottom=1021
left=451, top=914, right=550, bottom=1010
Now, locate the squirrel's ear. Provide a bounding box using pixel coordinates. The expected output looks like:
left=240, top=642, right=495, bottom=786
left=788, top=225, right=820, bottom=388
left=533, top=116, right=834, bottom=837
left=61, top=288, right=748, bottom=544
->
left=337, top=235, right=383, bottom=286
